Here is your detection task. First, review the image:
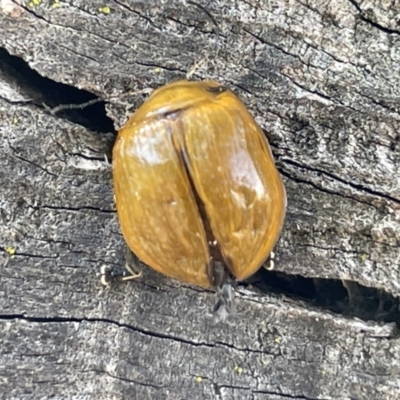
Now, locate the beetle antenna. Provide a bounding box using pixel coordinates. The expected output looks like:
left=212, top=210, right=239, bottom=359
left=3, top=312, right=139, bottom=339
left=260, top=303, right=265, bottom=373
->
left=43, top=98, right=102, bottom=115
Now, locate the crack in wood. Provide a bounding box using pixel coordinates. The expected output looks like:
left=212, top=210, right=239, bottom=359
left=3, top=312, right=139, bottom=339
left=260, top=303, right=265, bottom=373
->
left=0, top=47, right=114, bottom=133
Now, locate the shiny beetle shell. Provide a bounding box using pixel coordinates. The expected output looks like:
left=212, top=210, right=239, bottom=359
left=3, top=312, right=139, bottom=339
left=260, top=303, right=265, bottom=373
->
left=113, top=80, right=286, bottom=288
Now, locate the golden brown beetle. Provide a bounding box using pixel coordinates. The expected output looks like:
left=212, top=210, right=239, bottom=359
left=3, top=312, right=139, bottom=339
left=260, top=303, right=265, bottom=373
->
left=112, top=80, right=286, bottom=302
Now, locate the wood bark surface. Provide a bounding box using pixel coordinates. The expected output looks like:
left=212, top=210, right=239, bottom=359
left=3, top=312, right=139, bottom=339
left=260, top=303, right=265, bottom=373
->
left=1, top=0, right=400, bottom=399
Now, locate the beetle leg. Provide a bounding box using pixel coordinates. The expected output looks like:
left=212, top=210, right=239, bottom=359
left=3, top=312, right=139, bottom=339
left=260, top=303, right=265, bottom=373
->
left=121, top=247, right=142, bottom=281
left=264, top=251, right=275, bottom=271
left=100, top=265, right=114, bottom=286
left=99, top=248, right=142, bottom=285
left=121, top=264, right=142, bottom=281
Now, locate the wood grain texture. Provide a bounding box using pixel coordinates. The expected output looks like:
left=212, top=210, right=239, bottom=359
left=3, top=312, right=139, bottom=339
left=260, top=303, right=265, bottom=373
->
left=1, top=0, right=399, bottom=398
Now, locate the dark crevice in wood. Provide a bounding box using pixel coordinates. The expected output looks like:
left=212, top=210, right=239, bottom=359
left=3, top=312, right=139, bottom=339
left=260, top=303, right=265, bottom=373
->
left=247, top=268, right=400, bottom=330
left=347, top=0, right=400, bottom=36
left=3, top=250, right=58, bottom=260
left=0, top=47, right=115, bottom=133
left=253, top=389, right=324, bottom=400
left=134, top=59, right=187, bottom=74
left=280, top=160, right=400, bottom=206
left=8, top=143, right=58, bottom=178
left=88, top=369, right=165, bottom=389
left=29, top=204, right=115, bottom=214
left=243, top=28, right=303, bottom=65
left=112, top=0, right=162, bottom=31
left=0, top=314, right=218, bottom=349
left=213, top=383, right=222, bottom=397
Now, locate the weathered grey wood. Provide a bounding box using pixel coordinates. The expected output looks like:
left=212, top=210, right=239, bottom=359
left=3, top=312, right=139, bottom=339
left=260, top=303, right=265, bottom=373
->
left=1, top=307, right=399, bottom=399
left=1, top=0, right=399, bottom=399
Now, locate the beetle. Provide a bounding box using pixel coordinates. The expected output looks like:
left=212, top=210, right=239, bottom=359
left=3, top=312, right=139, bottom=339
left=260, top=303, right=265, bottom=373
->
left=111, top=79, right=286, bottom=299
